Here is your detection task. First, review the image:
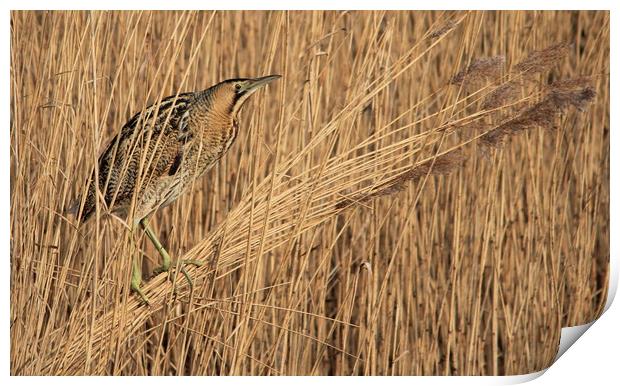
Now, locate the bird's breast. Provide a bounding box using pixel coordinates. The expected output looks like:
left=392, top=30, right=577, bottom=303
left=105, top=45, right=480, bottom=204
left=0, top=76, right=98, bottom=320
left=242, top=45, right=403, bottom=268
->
left=186, top=119, right=240, bottom=178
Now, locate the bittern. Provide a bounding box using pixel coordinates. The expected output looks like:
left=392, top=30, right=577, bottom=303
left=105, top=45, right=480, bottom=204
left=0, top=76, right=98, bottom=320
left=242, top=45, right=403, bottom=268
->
left=69, top=75, right=281, bottom=303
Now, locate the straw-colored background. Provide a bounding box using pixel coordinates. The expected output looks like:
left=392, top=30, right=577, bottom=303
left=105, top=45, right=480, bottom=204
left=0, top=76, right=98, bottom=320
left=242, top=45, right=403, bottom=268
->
left=10, top=10, right=609, bottom=375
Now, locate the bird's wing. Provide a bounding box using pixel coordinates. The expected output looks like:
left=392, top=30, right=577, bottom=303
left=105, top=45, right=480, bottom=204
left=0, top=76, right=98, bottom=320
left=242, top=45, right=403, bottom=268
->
left=76, top=93, right=195, bottom=221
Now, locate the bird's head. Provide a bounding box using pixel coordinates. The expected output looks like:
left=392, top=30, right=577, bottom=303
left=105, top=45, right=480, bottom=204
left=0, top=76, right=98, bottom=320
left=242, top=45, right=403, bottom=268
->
left=209, top=75, right=281, bottom=118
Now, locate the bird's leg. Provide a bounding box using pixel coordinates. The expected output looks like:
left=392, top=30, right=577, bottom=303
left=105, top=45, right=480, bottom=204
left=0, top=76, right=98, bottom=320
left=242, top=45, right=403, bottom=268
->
left=131, top=255, right=150, bottom=304
left=140, top=218, right=171, bottom=275
left=139, top=218, right=204, bottom=293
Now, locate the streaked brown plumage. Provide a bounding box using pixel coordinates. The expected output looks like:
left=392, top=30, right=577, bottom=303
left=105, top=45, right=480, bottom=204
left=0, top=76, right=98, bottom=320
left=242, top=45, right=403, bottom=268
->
left=70, top=75, right=281, bottom=303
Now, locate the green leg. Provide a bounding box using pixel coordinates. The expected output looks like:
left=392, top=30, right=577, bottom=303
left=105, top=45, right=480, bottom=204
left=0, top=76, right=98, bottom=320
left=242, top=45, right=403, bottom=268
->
left=140, top=218, right=171, bottom=275
left=131, top=255, right=150, bottom=304
left=139, top=218, right=204, bottom=292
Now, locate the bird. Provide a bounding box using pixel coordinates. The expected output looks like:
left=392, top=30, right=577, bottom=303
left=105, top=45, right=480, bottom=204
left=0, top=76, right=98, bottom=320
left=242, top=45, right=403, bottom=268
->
left=68, top=75, right=281, bottom=303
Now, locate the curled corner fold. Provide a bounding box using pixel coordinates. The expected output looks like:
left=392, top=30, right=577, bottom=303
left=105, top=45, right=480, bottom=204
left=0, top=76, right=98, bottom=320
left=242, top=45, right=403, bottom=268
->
left=518, top=252, right=617, bottom=384
left=497, top=322, right=601, bottom=384
left=554, top=322, right=595, bottom=362
left=551, top=251, right=617, bottom=361
left=497, top=253, right=617, bottom=384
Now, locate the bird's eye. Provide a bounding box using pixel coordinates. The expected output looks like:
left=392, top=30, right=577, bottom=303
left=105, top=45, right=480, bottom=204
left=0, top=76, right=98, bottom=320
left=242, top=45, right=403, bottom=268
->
left=234, top=83, right=242, bottom=91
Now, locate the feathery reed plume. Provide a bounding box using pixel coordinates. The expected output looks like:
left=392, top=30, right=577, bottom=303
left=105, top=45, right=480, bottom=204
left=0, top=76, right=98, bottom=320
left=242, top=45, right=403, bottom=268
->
left=428, top=20, right=457, bottom=40
left=482, top=80, right=521, bottom=110
left=514, top=42, right=571, bottom=77
left=471, top=43, right=571, bottom=111
left=450, top=56, right=505, bottom=87
left=546, top=76, right=597, bottom=110
left=480, top=77, right=595, bottom=148
left=335, top=151, right=466, bottom=210
left=547, top=76, right=593, bottom=92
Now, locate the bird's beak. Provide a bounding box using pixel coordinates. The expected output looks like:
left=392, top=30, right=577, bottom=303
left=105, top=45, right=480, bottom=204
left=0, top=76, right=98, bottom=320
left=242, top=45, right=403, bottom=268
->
left=243, top=75, right=281, bottom=94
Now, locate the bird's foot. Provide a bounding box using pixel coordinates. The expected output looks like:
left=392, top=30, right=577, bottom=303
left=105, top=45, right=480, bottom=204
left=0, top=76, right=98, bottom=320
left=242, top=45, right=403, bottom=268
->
left=152, top=260, right=171, bottom=276
left=152, top=258, right=202, bottom=275
left=131, top=284, right=150, bottom=305
left=153, top=259, right=204, bottom=296
left=131, top=274, right=150, bottom=305
left=177, top=259, right=204, bottom=294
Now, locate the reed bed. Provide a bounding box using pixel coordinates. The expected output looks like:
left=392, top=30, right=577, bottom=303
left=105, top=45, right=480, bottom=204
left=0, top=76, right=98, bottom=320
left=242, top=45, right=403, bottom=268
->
left=10, top=10, right=609, bottom=375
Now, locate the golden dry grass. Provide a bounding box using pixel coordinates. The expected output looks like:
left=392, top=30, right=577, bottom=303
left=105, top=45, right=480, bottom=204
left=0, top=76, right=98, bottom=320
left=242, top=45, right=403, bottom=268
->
left=10, top=10, right=609, bottom=375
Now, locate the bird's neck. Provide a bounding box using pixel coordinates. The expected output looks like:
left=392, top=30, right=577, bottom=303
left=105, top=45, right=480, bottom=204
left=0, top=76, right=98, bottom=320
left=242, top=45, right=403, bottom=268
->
left=194, top=88, right=235, bottom=128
